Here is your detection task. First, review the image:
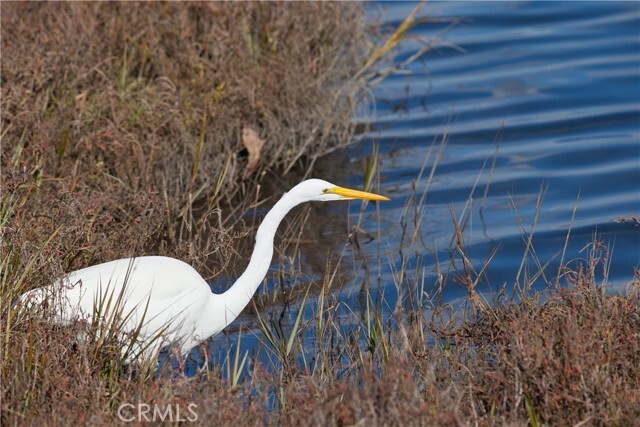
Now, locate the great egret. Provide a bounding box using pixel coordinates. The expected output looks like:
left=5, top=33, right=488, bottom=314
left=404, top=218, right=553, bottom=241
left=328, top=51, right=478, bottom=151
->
left=21, top=179, right=389, bottom=361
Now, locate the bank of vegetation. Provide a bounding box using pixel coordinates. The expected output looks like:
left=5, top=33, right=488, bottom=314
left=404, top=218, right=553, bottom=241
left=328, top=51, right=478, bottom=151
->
left=2, top=3, right=638, bottom=426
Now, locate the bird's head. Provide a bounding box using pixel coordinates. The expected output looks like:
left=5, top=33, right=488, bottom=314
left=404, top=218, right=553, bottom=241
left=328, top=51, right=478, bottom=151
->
left=289, top=179, right=390, bottom=203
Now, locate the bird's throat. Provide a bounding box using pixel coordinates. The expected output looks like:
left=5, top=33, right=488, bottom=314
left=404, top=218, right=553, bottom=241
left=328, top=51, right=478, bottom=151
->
left=215, top=192, right=301, bottom=330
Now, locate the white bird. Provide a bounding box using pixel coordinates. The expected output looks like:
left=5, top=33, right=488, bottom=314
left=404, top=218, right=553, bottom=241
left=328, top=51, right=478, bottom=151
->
left=21, top=179, right=389, bottom=362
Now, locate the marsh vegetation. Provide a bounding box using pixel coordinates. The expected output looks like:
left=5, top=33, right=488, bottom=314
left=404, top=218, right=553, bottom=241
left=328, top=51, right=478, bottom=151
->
left=2, top=2, right=639, bottom=426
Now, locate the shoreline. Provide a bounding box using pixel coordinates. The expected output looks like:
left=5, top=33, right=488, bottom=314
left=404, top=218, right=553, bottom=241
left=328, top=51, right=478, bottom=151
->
left=2, top=3, right=639, bottom=426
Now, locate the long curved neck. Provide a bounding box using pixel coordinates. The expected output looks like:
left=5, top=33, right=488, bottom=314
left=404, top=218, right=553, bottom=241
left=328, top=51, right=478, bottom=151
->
left=213, top=191, right=301, bottom=329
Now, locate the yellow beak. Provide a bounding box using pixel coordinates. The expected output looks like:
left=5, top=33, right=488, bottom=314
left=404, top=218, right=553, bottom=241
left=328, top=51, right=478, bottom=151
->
left=328, top=186, right=390, bottom=201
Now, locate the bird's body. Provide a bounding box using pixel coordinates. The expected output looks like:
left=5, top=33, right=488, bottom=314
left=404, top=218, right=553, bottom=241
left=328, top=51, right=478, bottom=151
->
left=21, top=179, right=388, bottom=361
left=25, top=256, right=222, bottom=359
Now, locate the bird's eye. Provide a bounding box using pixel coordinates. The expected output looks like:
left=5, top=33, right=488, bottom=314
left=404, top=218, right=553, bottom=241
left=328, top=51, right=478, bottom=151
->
left=322, top=188, right=329, bottom=193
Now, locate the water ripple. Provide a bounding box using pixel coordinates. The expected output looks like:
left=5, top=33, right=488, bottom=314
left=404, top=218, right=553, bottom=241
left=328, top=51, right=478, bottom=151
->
left=348, top=1, right=640, bottom=291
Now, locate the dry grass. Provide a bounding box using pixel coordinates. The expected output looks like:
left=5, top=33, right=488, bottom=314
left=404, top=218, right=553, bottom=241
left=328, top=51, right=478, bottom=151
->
left=1, top=2, right=369, bottom=282
left=0, top=3, right=370, bottom=424
left=3, top=231, right=637, bottom=426
left=2, top=3, right=639, bottom=427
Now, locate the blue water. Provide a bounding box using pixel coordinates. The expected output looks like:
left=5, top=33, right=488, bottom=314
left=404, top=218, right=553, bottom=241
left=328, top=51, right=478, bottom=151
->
left=202, top=1, right=640, bottom=373
left=350, top=1, right=640, bottom=288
